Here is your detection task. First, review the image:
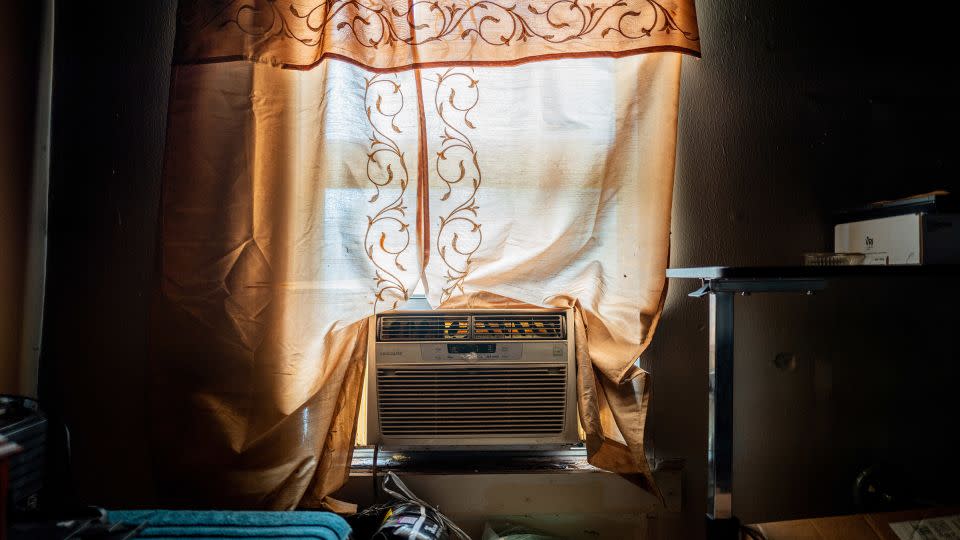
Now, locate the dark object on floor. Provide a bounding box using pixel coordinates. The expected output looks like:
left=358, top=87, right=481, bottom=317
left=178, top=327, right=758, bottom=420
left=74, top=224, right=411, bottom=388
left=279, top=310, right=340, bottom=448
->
left=107, top=510, right=351, bottom=539
left=373, top=502, right=449, bottom=540
left=346, top=503, right=393, bottom=540
left=1, top=433, right=23, bottom=540
left=853, top=463, right=913, bottom=513
left=377, top=472, right=469, bottom=540
left=705, top=515, right=740, bottom=540
left=10, top=507, right=141, bottom=540
left=10, top=517, right=142, bottom=540
left=0, top=395, right=47, bottom=514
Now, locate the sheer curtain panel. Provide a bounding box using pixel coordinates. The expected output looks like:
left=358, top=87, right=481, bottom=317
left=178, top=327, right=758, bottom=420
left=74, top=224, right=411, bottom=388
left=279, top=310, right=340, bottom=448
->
left=150, top=0, right=699, bottom=509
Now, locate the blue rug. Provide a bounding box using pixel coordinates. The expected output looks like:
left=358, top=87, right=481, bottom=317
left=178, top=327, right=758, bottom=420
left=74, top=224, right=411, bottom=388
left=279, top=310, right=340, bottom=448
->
left=108, top=510, right=351, bottom=540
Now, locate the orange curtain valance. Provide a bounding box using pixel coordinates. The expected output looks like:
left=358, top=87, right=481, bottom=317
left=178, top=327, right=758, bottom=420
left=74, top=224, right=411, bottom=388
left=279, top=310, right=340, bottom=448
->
left=175, top=0, right=699, bottom=71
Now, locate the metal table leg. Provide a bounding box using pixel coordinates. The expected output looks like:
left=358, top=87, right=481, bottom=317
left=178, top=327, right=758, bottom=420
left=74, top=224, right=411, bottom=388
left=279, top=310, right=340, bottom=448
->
left=707, top=291, right=738, bottom=538
left=679, top=274, right=827, bottom=537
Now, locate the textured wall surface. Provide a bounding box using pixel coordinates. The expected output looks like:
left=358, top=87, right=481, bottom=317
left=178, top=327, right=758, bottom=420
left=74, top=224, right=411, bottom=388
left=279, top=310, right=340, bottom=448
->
left=648, top=0, right=959, bottom=533
left=39, top=0, right=960, bottom=530
left=0, top=1, right=40, bottom=394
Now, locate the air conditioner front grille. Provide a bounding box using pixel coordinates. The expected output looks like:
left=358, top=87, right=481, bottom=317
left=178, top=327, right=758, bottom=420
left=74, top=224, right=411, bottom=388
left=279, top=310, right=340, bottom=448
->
left=378, top=315, right=470, bottom=341
left=377, top=366, right=566, bottom=436
left=377, top=313, right=565, bottom=341
left=473, top=314, right=565, bottom=340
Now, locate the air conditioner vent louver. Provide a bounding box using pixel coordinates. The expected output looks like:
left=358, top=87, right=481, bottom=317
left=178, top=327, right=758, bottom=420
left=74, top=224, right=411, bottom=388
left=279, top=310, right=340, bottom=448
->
left=377, top=313, right=566, bottom=341
left=473, top=314, right=566, bottom=340
left=378, top=315, right=470, bottom=341
left=377, top=366, right=567, bottom=436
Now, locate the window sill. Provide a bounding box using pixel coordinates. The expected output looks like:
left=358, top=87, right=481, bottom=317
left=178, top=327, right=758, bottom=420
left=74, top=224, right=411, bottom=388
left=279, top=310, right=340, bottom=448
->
left=349, top=446, right=683, bottom=476
left=340, top=447, right=685, bottom=514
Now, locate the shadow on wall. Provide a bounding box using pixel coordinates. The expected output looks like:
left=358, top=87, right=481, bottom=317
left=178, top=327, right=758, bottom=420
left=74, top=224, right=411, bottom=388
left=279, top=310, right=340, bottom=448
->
left=647, top=0, right=960, bottom=532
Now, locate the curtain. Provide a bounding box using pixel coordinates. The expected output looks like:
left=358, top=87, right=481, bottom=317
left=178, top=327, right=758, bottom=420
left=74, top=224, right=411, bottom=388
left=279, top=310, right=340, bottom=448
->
left=150, top=0, right=699, bottom=509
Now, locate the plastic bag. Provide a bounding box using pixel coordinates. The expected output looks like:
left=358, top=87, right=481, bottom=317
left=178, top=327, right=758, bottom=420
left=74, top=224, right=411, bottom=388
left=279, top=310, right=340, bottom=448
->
left=373, top=502, right=449, bottom=540
left=481, top=521, right=562, bottom=540
left=372, top=472, right=470, bottom=540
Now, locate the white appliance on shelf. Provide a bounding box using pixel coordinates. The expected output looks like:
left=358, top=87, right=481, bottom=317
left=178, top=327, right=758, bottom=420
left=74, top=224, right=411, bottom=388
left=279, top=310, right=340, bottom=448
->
left=834, top=212, right=960, bottom=265
left=365, top=308, right=579, bottom=449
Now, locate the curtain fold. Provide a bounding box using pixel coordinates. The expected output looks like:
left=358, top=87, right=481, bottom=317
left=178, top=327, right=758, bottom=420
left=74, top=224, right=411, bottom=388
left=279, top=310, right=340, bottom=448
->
left=149, top=0, right=697, bottom=509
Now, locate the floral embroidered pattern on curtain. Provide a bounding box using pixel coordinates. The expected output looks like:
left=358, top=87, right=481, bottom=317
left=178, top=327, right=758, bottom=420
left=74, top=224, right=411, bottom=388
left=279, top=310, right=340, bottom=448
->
left=149, top=0, right=700, bottom=510
left=431, top=69, right=482, bottom=303
left=364, top=74, right=414, bottom=311
left=175, top=0, right=699, bottom=69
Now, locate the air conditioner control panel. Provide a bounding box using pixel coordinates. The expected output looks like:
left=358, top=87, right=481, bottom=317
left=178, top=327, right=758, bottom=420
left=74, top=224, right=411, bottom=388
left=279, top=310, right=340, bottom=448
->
left=375, top=341, right=567, bottom=364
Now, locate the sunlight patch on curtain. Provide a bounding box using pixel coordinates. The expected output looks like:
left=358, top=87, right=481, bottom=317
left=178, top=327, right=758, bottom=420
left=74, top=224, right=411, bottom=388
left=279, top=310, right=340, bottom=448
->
left=149, top=0, right=697, bottom=509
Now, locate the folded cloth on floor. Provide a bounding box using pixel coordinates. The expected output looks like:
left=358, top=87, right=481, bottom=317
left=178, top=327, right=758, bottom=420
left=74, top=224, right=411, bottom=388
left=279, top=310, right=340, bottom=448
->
left=108, top=509, right=351, bottom=539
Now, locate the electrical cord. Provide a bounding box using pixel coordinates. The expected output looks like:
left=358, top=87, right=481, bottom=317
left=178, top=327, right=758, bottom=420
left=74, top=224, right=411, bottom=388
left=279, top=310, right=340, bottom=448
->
left=740, top=524, right=767, bottom=540
left=372, top=445, right=380, bottom=501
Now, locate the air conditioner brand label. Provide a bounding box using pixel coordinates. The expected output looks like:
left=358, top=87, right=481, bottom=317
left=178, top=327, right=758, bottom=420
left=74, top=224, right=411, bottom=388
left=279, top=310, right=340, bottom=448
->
left=375, top=343, right=422, bottom=364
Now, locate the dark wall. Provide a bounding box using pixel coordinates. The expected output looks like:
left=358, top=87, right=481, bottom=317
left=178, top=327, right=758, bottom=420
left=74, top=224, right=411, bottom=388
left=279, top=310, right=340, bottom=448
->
left=39, top=0, right=960, bottom=525
left=649, top=0, right=960, bottom=533
left=40, top=2, right=176, bottom=504
left=0, top=1, right=41, bottom=394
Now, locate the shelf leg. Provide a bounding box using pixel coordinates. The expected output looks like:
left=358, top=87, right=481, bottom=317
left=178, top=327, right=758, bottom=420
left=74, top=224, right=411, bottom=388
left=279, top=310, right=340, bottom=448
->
left=708, top=291, right=736, bottom=535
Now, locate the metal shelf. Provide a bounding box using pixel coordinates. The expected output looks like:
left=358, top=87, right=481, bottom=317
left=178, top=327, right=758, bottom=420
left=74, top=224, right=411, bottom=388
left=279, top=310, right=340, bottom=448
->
left=666, top=265, right=960, bottom=538
left=666, top=264, right=960, bottom=281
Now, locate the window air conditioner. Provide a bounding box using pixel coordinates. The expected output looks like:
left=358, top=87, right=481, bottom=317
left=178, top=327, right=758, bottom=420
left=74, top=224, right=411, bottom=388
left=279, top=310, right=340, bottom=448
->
left=366, top=308, right=579, bottom=449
